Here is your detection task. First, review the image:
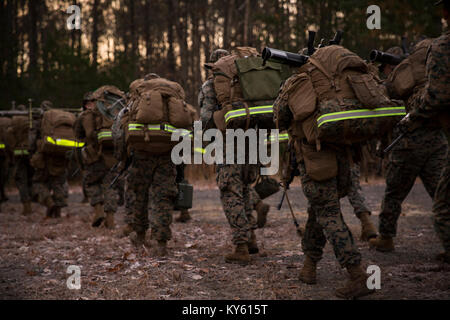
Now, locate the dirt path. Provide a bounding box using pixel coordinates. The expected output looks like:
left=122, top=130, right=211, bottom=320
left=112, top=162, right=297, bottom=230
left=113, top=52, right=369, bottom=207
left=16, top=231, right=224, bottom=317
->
left=0, top=181, right=449, bottom=300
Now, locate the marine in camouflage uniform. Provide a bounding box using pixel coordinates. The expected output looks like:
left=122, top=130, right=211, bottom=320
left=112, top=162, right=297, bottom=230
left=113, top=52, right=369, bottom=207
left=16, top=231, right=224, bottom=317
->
left=370, top=39, right=448, bottom=252
left=409, top=0, right=450, bottom=262
left=29, top=100, right=68, bottom=218
left=199, top=49, right=270, bottom=230
left=74, top=91, right=121, bottom=229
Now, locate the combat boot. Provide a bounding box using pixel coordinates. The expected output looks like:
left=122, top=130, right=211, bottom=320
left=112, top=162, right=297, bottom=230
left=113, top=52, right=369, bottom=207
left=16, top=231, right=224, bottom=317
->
left=119, top=224, right=133, bottom=238
left=436, top=251, right=450, bottom=263
left=369, top=235, right=394, bottom=252
left=298, top=256, right=317, bottom=284
left=335, top=264, right=375, bottom=299
left=130, top=231, right=146, bottom=247
left=52, top=206, right=61, bottom=218
left=358, top=212, right=377, bottom=241
left=247, top=230, right=259, bottom=254
left=153, top=240, right=168, bottom=257
left=21, top=201, right=32, bottom=216
left=44, top=197, right=55, bottom=218
left=175, top=209, right=191, bottom=223
left=255, top=201, right=270, bottom=228
left=104, top=212, right=115, bottom=229
left=91, top=203, right=105, bottom=227
left=225, top=243, right=251, bottom=265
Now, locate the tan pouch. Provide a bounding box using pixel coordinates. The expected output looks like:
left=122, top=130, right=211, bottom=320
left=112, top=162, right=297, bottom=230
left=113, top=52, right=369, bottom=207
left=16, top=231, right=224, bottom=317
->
left=168, top=97, right=193, bottom=128
left=301, top=114, right=318, bottom=145
left=136, top=90, right=164, bottom=123
left=213, top=105, right=232, bottom=131
left=81, top=145, right=100, bottom=165
left=287, top=74, right=318, bottom=121
left=389, top=61, right=415, bottom=99
left=301, top=142, right=337, bottom=181
left=347, top=74, right=391, bottom=108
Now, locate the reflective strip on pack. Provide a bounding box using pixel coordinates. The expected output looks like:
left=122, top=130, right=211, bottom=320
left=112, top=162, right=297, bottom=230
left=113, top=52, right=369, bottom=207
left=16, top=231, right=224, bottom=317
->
left=97, top=131, right=113, bottom=140
left=46, top=136, right=85, bottom=148
left=128, top=124, right=193, bottom=138
left=224, top=105, right=273, bottom=123
left=317, top=107, right=406, bottom=128
left=14, top=149, right=29, bottom=156
left=0, top=143, right=5, bottom=149
left=194, top=147, right=206, bottom=154
left=265, top=133, right=290, bottom=144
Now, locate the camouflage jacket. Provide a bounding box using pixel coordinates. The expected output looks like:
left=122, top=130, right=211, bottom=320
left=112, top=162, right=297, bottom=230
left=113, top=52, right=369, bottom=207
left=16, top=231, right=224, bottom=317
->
left=413, top=31, right=450, bottom=121
left=199, top=78, right=219, bottom=130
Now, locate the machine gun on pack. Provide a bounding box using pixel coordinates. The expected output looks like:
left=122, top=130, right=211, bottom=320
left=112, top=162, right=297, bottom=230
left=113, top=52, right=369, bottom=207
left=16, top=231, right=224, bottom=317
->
left=369, top=36, right=410, bottom=66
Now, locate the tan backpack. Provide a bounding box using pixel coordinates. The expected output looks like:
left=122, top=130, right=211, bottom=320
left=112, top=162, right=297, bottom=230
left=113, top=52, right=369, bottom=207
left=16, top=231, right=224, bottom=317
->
left=40, top=109, right=79, bottom=155
left=0, top=117, right=12, bottom=155
left=124, top=77, right=197, bottom=155
left=10, top=116, right=30, bottom=156
left=389, top=38, right=433, bottom=100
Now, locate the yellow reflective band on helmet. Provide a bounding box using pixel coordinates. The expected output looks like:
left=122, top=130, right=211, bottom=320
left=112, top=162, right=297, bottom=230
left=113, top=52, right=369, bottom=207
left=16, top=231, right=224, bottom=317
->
left=265, top=133, right=290, bottom=143
left=97, top=131, right=112, bottom=140
left=224, top=105, right=273, bottom=123
left=0, top=144, right=5, bottom=149
left=14, top=149, right=29, bottom=156
left=317, top=107, right=406, bottom=128
left=46, top=136, right=85, bottom=148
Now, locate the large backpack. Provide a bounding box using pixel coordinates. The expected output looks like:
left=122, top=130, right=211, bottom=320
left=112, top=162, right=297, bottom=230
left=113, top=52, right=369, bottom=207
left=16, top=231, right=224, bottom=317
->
left=40, top=109, right=79, bottom=155
left=92, top=85, right=126, bottom=151
left=212, top=47, right=292, bottom=131
left=277, top=45, right=405, bottom=145
left=10, top=116, right=30, bottom=156
left=124, top=77, right=197, bottom=155
left=0, top=117, right=12, bottom=155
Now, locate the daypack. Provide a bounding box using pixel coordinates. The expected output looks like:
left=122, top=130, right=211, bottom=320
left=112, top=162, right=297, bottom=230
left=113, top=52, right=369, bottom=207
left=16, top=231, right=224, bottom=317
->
left=124, top=77, right=197, bottom=155
left=92, top=85, right=126, bottom=151
left=40, top=109, right=80, bottom=155
left=0, top=117, right=12, bottom=155
left=10, top=116, right=30, bottom=156
left=212, top=47, right=292, bottom=130
left=278, top=45, right=405, bottom=145
left=389, top=38, right=433, bottom=101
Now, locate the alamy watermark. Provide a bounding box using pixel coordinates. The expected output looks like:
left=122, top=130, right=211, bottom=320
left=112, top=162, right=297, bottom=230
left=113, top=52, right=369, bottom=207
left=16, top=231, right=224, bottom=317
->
left=170, top=121, right=280, bottom=176
left=367, top=265, right=381, bottom=290
left=66, top=5, right=81, bottom=30
left=66, top=265, right=81, bottom=290
left=367, top=5, right=381, bottom=30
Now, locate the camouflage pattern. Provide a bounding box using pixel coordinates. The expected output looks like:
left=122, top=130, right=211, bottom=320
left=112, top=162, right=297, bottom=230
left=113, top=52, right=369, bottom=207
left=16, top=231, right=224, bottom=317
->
left=32, top=166, right=67, bottom=207
left=198, top=79, right=218, bottom=130
left=209, top=49, right=230, bottom=63
left=216, top=164, right=258, bottom=245
left=14, top=156, right=33, bottom=203
left=84, top=160, right=119, bottom=214
left=249, top=186, right=261, bottom=208
left=415, top=31, right=450, bottom=251
left=125, top=153, right=177, bottom=241
left=347, top=164, right=371, bottom=218
left=299, top=152, right=361, bottom=267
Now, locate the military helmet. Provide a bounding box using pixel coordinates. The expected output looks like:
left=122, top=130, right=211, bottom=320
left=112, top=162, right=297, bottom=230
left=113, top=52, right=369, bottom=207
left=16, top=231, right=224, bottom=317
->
left=209, top=49, right=230, bottom=63
left=40, top=100, right=53, bottom=111
left=144, top=73, right=161, bottom=81
left=16, top=104, right=26, bottom=111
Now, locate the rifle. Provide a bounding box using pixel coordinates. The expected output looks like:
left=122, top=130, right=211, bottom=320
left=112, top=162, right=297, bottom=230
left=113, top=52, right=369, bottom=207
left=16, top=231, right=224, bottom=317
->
left=261, top=47, right=309, bottom=67
left=383, top=114, right=420, bottom=154
left=307, top=30, right=316, bottom=56
left=28, top=99, right=33, bottom=129
left=109, top=155, right=132, bottom=188
left=329, top=30, right=344, bottom=45
left=369, top=49, right=407, bottom=65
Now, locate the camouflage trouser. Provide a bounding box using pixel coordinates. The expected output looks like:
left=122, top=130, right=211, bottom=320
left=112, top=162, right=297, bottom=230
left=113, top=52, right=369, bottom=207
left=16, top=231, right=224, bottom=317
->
left=249, top=186, right=261, bottom=209
left=125, top=154, right=177, bottom=241
left=0, top=156, right=8, bottom=202
left=216, top=164, right=258, bottom=245
left=85, top=160, right=119, bottom=214
left=299, top=153, right=361, bottom=268
left=347, top=164, right=371, bottom=218
left=379, top=128, right=448, bottom=237
left=82, top=171, right=89, bottom=199
left=32, top=168, right=68, bottom=208
left=433, top=150, right=450, bottom=251
left=14, top=156, right=33, bottom=203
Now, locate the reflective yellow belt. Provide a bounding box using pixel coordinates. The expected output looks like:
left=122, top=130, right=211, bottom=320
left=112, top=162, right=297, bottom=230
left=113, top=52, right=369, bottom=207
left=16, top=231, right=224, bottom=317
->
left=14, top=149, right=29, bottom=156
left=265, top=133, right=289, bottom=144
left=317, top=107, right=406, bottom=128
left=0, top=143, right=5, bottom=149
left=46, top=136, right=85, bottom=148
left=128, top=123, right=193, bottom=138
left=97, top=131, right=113, bottom=141
left=224, top=105, right=273, bottom=124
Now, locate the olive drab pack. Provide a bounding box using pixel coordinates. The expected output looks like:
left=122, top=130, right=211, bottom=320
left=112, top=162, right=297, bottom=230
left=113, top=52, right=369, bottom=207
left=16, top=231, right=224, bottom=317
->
left=212, top=47, right=292, bottom=131
left=40, top=109, right=81, bottom=155
left=92, top=85, right=127, bottom=151
left=388, top=38, right=433, bottom=100
left=0, top=117, right=12, bottom=156
left=10, top=116, right=30, bottom=156
left=278, top=45, right=406, bottom=145
left=124, top=77, right=197, bottom=155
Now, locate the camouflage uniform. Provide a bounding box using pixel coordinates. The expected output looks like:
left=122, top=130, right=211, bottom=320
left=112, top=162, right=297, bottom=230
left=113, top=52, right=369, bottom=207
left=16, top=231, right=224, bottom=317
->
left=275, top=92, right=362, bottom=268
left=14, top=156, right=33, bottom=203
left=125, top=153, right=177, bottom=241
left=347, top=164, right=371, bottom=218
left=378, top=39, right=448, bottom=238
left=412, top=30, right=450, bottom=252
